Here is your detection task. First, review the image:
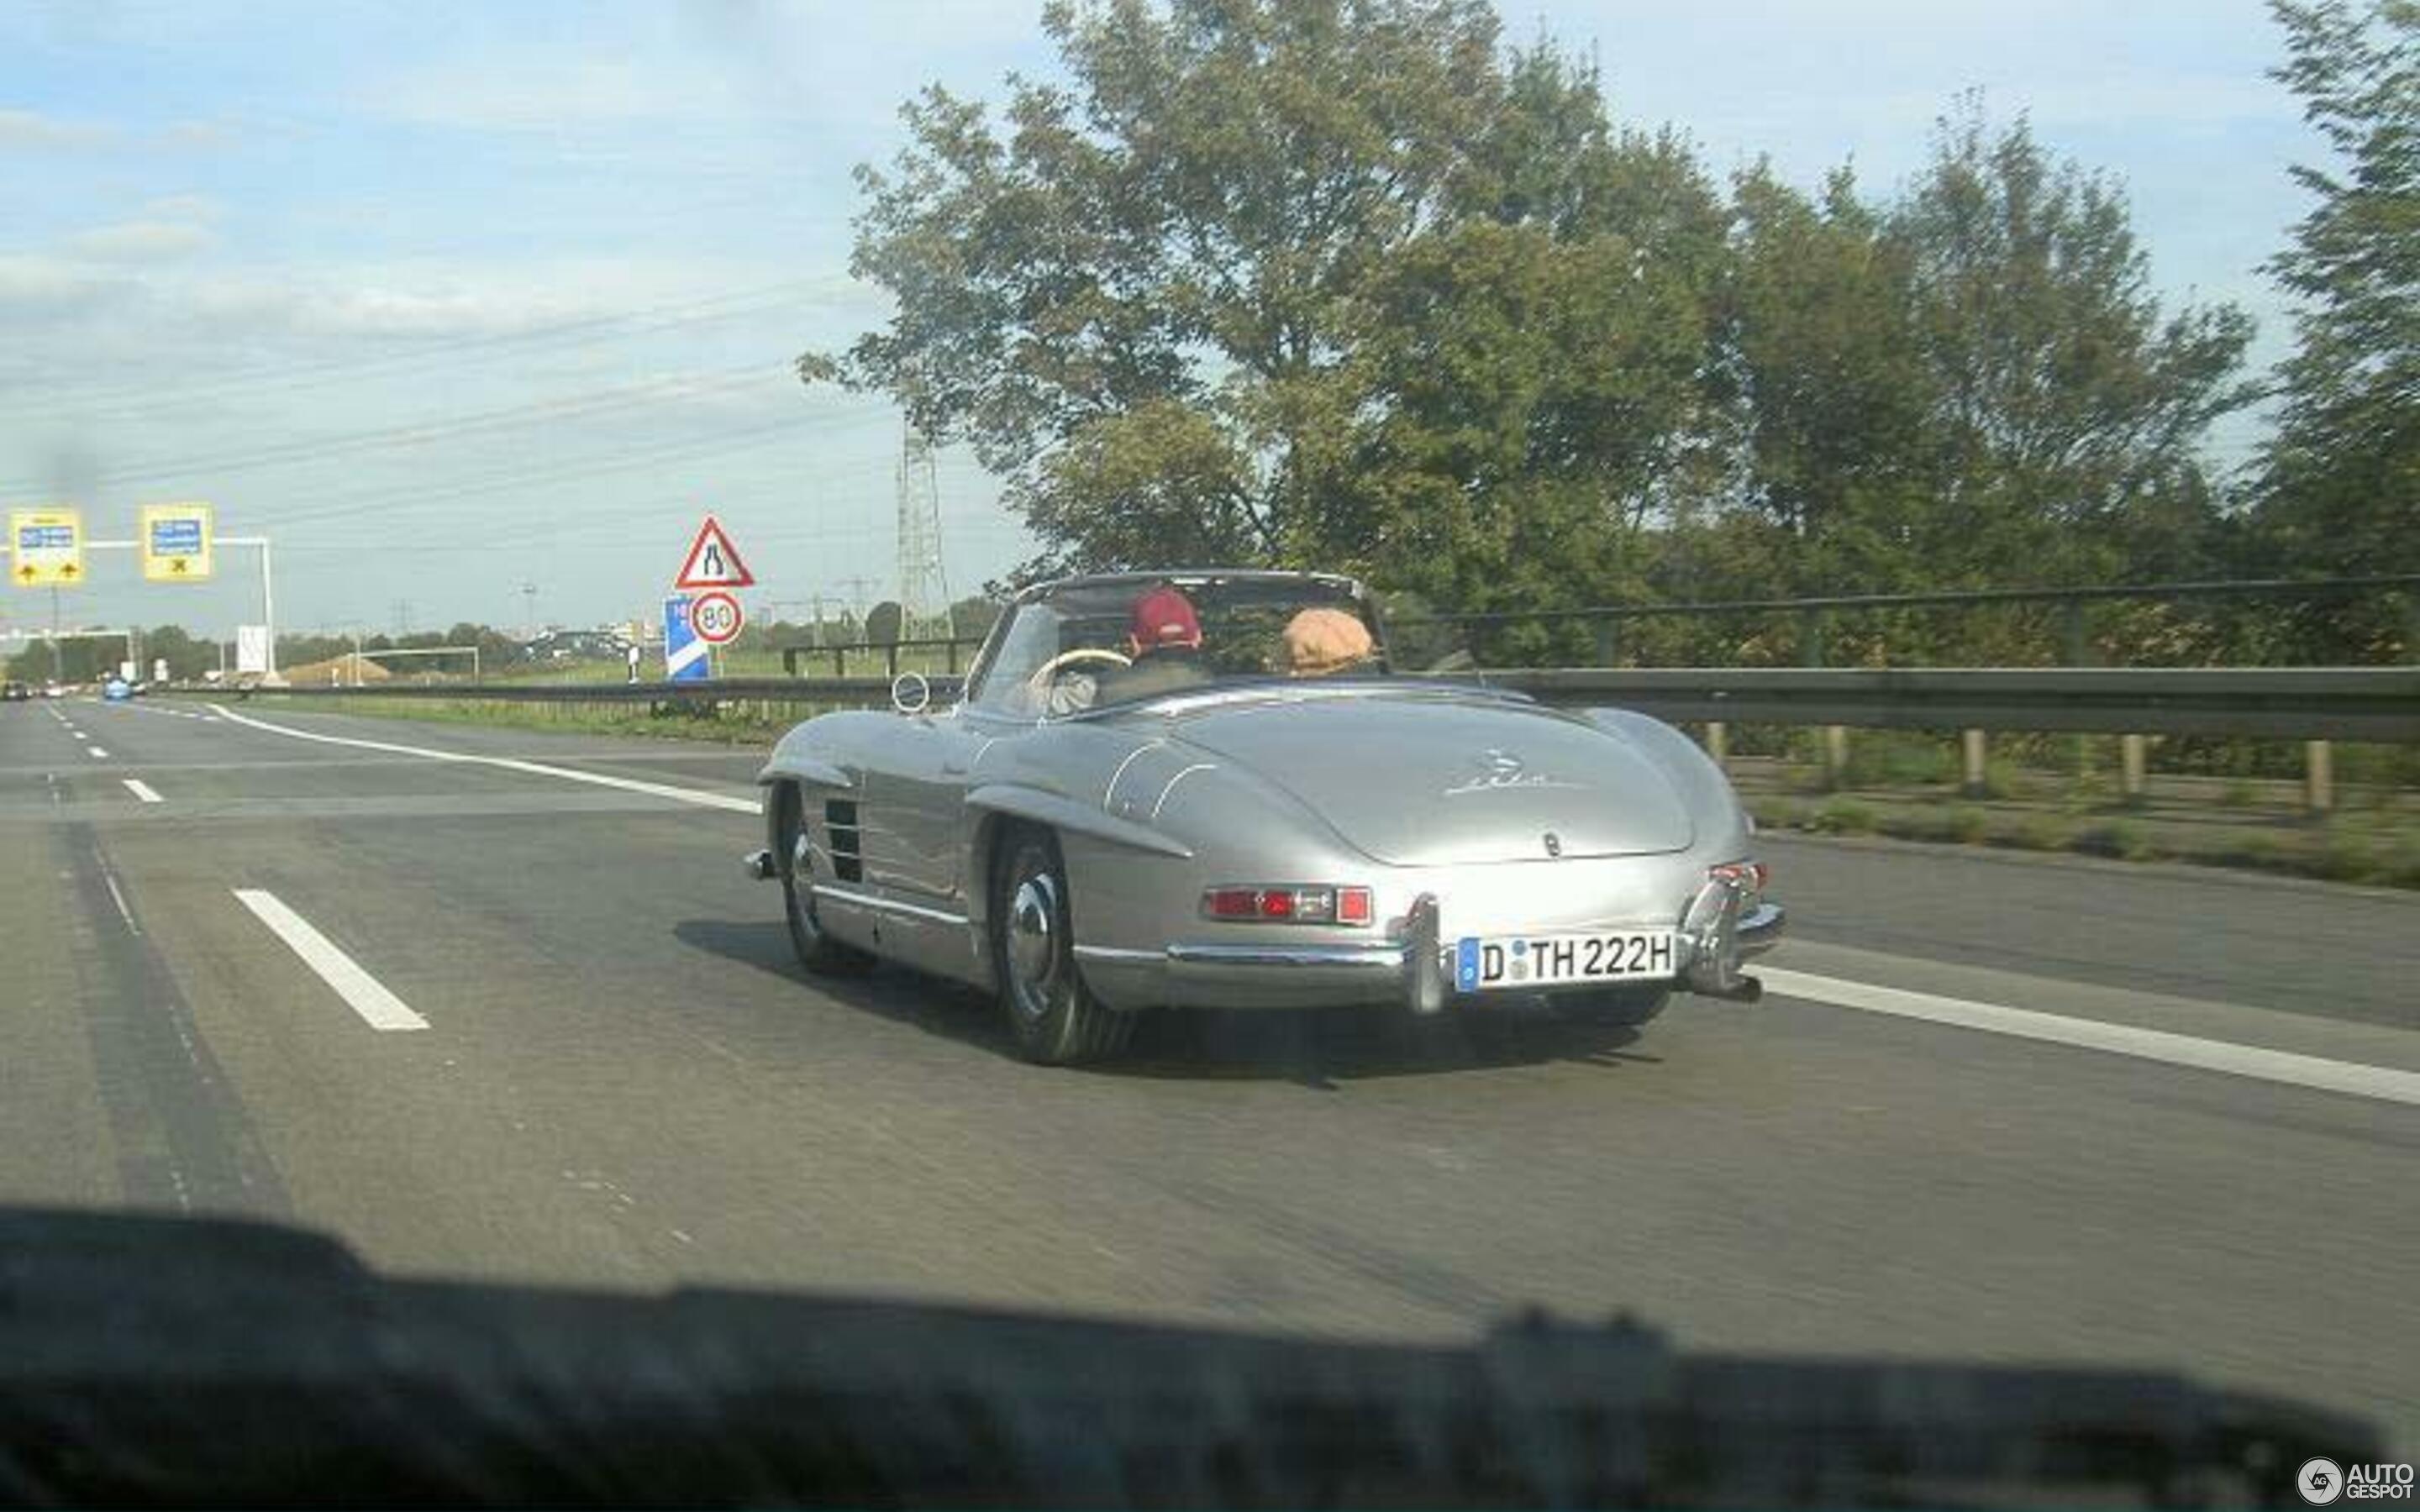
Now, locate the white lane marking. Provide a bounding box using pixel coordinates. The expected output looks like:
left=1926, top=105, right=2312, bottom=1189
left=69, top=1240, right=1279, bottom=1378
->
left=233, top=889, right=429, bottom=1032
left=1760, top=966, right=2420, bottom=1109
left=208, top=703, right=759, bottom=814
left=86, top=745, right=108, bottom=759
left=122, top=778, right=163, bottom=804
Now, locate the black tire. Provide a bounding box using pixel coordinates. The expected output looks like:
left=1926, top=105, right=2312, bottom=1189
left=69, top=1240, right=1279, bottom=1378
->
left=1546, top=983, right=1672, bottom=1029
left=777, top=788, right=873, bottom=976
left=990, top=827, right=1134, bottom=1065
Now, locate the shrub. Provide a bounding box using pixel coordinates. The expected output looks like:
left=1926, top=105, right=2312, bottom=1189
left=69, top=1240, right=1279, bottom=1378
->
left=1812, top=797, right=1878, bottom=835
left=2075, top=819, right=2156, bottom=862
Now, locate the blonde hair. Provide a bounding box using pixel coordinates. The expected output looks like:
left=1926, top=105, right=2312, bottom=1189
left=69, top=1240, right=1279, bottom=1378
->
left=1281, top=607, right=1374, bottom=677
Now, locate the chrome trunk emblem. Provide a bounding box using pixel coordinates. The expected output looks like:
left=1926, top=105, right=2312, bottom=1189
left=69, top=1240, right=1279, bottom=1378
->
left=1444, top=748, right=1576, bottom=797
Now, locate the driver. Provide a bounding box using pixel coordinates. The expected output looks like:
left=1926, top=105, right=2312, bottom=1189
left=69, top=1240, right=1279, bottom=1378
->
left=1090, top=584, right=1214, bottom=704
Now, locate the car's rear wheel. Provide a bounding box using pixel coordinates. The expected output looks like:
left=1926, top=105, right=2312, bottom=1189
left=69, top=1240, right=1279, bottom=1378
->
left=1546, top=983, right=1672, bottom=1028
left=991, top=827, right=1134, bottom=1065
left=778, top=789, right=872, bottom=976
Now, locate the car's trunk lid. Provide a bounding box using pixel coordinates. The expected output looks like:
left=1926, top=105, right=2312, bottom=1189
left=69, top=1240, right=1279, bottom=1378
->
left=1159, top=692, right=1694, bottom=865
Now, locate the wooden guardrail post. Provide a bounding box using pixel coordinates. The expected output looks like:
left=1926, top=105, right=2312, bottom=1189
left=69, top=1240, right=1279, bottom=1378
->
left=1705, top=721, right=1728, bottom=773
left=2305, top=740, right=2334, bottom=816
left=1823, top=724, right=1850, bottom=787
left=1960, top=729, right=1988, bottom=797
left=2120, top=734, right=2148, bottom=806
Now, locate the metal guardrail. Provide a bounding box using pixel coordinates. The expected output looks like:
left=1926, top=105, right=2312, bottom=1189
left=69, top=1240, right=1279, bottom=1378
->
left=778, top=638, right=983, bottom=678
left=756, top=574, right=2420, bottom=674
left=1473, top=667, right=2420, bottom=743
left=189, top=665, right=2420, bottom=743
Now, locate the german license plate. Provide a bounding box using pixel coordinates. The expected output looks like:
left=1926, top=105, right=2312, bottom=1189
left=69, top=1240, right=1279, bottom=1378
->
left=1454, top=931, right=1676, bottom=993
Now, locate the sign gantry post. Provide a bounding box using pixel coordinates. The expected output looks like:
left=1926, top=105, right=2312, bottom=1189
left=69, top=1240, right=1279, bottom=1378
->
left=9, top=504, right=279, bottom=683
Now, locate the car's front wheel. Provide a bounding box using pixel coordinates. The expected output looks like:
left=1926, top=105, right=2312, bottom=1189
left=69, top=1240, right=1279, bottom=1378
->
left=991, top=827, right=1134, bottom=1065
left=778, top=790, right=872, bottom=977
left=1546, top=983, right=1671, bottom=1029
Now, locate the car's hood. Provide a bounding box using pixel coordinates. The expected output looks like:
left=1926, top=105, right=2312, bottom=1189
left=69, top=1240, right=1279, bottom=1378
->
left=1156, top=692, right=1695, bottom=864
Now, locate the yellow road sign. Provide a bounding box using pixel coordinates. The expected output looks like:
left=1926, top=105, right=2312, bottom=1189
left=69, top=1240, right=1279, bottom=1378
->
left=140, top=502, right=214, bottom=582
left=10, top=508, right=83, bottom=588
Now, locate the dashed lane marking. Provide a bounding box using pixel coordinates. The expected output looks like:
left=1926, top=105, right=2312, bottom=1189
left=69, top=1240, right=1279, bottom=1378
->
left=233, top=889, right=429, bottom=1032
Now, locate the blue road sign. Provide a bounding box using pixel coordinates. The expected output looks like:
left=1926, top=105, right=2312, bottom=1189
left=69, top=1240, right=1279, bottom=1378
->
left=663, top=595, right=710, bottom=682
left=150, top=518, right=203, bottom=553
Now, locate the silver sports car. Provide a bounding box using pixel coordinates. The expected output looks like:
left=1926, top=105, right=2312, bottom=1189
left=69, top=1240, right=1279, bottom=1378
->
left=746, top=570, right=1782, bottom=1064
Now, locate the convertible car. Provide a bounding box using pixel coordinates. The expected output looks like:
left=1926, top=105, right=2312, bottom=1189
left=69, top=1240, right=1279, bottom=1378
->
left=747, top=570, right=1782, bottom=1064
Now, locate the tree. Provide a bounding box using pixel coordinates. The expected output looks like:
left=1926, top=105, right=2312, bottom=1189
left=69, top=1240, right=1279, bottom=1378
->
left=805, top=0, right=1722, bottom=601
left=1712, top=164, right=1936, bottom=598
left=1887, top=102, right=2256, bottom=589
left=2253, top=0, right=2417, bottom=651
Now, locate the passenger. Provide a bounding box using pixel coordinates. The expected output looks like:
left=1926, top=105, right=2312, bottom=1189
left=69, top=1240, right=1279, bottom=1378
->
left=1280, top=606, right=1375, bottom=678
left=1089, top=585, right=1215, bottom=705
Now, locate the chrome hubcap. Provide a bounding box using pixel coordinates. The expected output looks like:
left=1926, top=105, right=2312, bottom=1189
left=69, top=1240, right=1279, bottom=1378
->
left=1005, top=868, right=1059, bottom=1020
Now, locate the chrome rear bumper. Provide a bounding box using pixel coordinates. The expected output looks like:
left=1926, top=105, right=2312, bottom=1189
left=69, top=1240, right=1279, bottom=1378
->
left=1090, top=893, right=1784, bottom=1014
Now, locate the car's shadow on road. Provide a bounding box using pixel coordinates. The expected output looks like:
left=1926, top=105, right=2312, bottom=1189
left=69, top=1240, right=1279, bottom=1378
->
left=675, top=919, right=1661, bottom=1087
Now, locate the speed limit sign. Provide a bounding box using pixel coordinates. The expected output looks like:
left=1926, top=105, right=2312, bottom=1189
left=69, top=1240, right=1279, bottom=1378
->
left=689, top=590, right=744, bottom=645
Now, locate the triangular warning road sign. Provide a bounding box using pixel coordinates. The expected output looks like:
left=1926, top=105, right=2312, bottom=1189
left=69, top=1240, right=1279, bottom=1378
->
left=675, top=515, right=755, bottom=590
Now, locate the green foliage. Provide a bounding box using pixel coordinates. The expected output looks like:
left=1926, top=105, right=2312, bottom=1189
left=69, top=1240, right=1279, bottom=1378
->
left=1811, top=796, right=1878, bottom=834
left=816, top=5, right=2258, bottom=639
left=1840, top=731, right=1955, bottom=788
left=2251, top=0, right=2420, bottom=658
left=2075, top=818, right=2157, bottom=862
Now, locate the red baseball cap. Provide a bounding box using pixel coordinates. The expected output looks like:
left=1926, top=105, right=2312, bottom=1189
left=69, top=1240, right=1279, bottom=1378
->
left=1128, top=585, right=1202, bottom=650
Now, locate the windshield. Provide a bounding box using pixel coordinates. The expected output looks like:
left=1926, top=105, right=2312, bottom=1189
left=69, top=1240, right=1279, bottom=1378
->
left=968, top=575, right=1387, bottom=715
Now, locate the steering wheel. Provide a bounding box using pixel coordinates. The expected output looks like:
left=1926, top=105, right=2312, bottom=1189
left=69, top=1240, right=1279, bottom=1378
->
left=1026, top=646, right=1132, bottom=691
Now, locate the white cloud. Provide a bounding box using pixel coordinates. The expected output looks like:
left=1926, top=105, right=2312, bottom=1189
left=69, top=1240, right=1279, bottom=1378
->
left=65, top=220, right=217, bottom=262
left=360, top=55, right=755, bottom=131
left=0, top=106, right=110, bottom=150
left=0, top=255, right=119, bottom=310
left=140, top=193, right=225, bottom=223
left=159, top=118, right=236, bottom=150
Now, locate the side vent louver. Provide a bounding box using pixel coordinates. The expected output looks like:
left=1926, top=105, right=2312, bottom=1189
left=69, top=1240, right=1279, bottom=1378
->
left=824, top=799, right=862, bottom=884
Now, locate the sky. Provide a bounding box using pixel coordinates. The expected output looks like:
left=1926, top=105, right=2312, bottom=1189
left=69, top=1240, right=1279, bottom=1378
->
left=0, top=0, right=2325, bottom=645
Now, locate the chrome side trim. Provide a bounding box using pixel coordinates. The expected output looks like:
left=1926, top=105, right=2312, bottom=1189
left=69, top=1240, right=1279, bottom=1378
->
left=813, top=885, right=969, bottom=928
left=1071, top=944, right=1165, bottom=965
left=1149, top=763, right=1218, bottom=821
left=1164, top=942, right=1407, bottom=969
left=1102, top=740, right=1167, bottom=805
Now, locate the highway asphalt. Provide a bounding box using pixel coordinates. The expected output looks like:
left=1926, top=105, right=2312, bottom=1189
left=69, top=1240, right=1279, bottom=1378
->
left=5, top=692, right=2417, bottom=1452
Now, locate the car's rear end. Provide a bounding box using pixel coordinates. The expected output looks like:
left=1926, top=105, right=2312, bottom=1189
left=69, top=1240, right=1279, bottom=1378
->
left=1061, top=686, right=1781, bottom=1016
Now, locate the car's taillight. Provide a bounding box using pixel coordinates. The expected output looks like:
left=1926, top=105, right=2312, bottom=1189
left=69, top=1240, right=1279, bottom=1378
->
left=1708, top=860, right=1768, bottom=898
left=1201, top=885, right=1374, bottom=926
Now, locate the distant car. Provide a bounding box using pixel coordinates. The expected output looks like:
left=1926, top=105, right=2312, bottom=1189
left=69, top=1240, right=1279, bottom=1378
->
left=1, top=680, right=29, bottom=702
left=103, top=679, right=130, bottom=701
left=746, top=569, right=1782, bottom=1064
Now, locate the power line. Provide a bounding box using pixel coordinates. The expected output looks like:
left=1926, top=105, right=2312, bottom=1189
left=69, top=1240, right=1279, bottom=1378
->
left=0, top=365, right=798, bottom=497
left=254, top=401, right=897, bottom=532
